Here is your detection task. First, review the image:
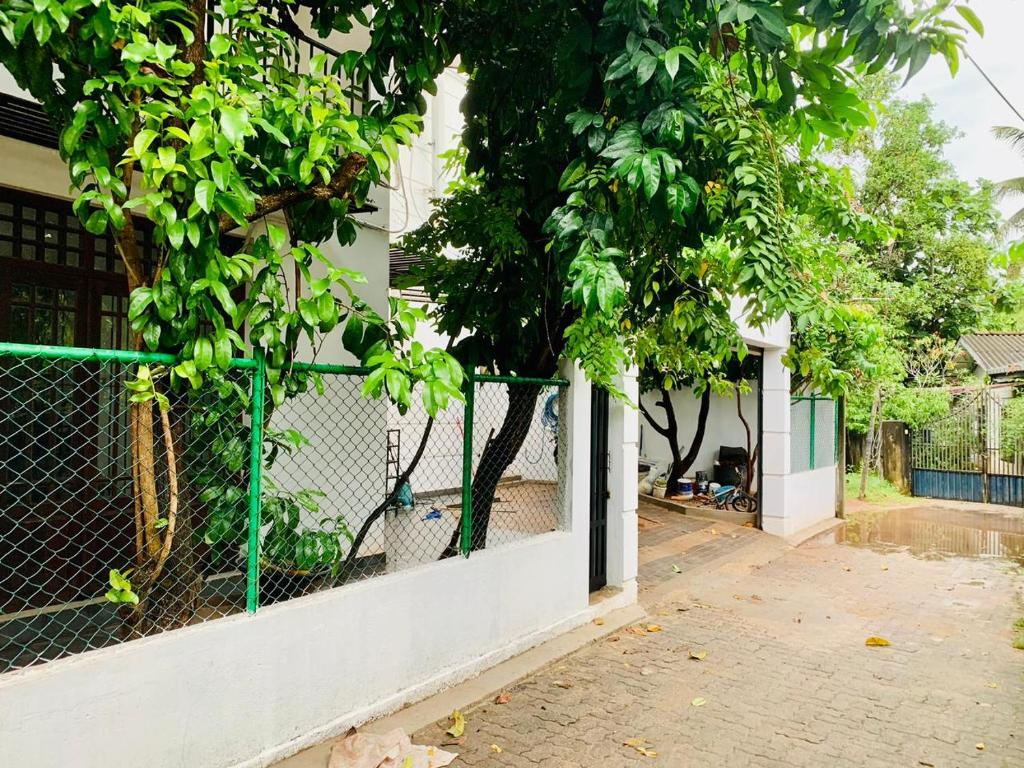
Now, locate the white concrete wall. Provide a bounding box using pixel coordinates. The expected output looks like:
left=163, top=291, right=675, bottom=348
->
left=779, top=466, right=838, bottom=536
left=639, top=385, right=759, bottom=488
left=0, top=361, right=635, bottom=768
left=732, top=297, right=788, bottom=349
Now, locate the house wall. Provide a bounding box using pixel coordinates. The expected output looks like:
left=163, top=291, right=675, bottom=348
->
left=390, top=68, right=467, bottom=235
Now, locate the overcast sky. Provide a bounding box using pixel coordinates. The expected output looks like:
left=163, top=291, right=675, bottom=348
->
left=898, top=0, right=1023, bottom=220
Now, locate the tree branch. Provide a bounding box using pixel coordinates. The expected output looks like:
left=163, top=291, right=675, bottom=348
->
left=638, top=399, right=671, bottom=438
left=219, top=153, right=368, bottom=234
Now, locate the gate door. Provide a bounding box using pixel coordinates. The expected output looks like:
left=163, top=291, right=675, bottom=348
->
left=589, top=388, right=609, bottom=592
left=911, top=388, right=1024, bottom=506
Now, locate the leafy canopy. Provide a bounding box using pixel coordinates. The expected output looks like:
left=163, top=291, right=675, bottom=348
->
left=0, top=0, right=462, bottom=414
left=402, top=0, right=972, bottom=399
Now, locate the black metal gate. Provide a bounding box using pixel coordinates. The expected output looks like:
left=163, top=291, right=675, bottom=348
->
left=589, top=388, right=609, bottom=592
left=911, top=388, right=1024, bottom=506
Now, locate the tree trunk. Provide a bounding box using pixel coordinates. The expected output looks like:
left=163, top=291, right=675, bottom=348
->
left=639, top=386, right=712, bottom=491
left=666, top=387, right=712, bottom=489
left=735, top=386, right=757, bottom=494
left=125, top=392, right=201, bottom=634
left=440, top=384, right=542, bottom=557
left=859, top=386, right=881, bottom=500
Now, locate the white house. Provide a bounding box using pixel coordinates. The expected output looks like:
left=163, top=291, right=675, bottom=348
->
left=0, top=17, right=637, bottom=768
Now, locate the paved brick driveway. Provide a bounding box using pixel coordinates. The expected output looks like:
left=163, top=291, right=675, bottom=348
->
left=414, top=501, right=1024, bottom=767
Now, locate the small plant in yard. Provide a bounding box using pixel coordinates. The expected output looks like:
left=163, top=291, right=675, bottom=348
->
left=845, top=472, right=907, bottom=504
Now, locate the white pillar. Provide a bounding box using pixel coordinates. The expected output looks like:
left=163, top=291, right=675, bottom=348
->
left=760, top=344, right=791, bottom=536
left=559, top=360, right=592, bottom=600
left=606, top=366, right=639, bottom=591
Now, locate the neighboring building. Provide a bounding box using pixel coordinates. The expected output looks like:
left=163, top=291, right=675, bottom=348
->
left=0, top=19, right=636, bottom=768
left=957, top=332, right=1024, bottom=388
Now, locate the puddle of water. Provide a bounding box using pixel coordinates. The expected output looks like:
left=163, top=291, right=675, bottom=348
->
left=838, top=506, right=1024, bottom=565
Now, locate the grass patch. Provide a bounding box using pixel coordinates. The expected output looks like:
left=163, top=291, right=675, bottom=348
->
left=845, top=472, right=908, bottom=504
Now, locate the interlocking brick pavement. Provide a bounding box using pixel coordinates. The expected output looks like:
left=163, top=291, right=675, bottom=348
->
left=415, top=502, right=1024, bottom=767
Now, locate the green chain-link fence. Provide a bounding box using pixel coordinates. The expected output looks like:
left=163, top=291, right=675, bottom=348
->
left=0, top=342, right=567, bottom=672
left=790, top=395, right=838, bottom=474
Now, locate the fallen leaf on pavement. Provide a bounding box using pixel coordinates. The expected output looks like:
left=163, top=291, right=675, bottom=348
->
left=865, top=636, right=891, bottom=647
left=490, top=744, right=503, bottom=754
left=691, top=697, right=706, bottom=707
left=640, top=667, right=655, bottom=676
left=625, top=625, right=647, bottom=635
left=445, top=710, right=465, bottom=738
left=672, top=564, right=681, bottom=573
left=986, top=682, right=999, bottom=689
left=553, top=680, right=573, bottom=689
left=689, top=650, right=708, bottom=661
left=594, top=617, right=605, bottom=626
left=881, top=565, right=889, bottom=571
left=623, top=738, right=658, bottom=758
left=976, top=743, right=986, bottom=751
left=843, top=566, right=852, bottom=572
left=494, top=692, right=511, bottom=704
left=646, top=624, right=662, bottom=633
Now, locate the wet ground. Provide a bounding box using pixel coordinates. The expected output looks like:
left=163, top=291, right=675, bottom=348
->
left=840, top=499, right=1024, bottom=565
left=407, top=497, right=1024, bottom=767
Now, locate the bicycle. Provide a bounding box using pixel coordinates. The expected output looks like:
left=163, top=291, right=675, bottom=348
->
left=710, top=484, right=758, bottom=514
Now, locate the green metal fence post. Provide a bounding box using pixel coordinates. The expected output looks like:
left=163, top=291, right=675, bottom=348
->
left=460, top=365, right=475, bottom=557
left=809, top=397, right=817, bottom=470
left=245, top=348, right=267, bottom=614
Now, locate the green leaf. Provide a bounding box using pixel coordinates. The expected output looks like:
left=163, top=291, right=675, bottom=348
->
left=214, top=333, right=232, bottom=370
left=219, top=107, right=249, bottom=145
left=133, top=129, right=158, bottom=158
left=640, top=153, right=661, bottom=200
left=559, top=158, right=587, bottom=191
left=209, top=33, right=232, bottom=57
left=600, top=123, right=642, bottom=160
left=955, top=5, right=984, bottom=36
left=194, top=336, right=213, bottom=371
left=195, top=180, right=215, bottom=213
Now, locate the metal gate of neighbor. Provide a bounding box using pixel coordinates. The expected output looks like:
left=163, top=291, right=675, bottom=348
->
left=911, top=388, right=1024, bottom=506
left=589, top=388, right=609, bottom=592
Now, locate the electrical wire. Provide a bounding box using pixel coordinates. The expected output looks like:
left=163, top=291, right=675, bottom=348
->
left=964, top=50, right=1024, bottom=125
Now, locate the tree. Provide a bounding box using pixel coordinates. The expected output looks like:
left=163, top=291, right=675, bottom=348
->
left=819, top=79, right=1011, bottom=453
left=400, top=0, right=969, bottom=548
left=0, top=0, right=464, bottom=627
left=993, top=125, right=1024, bottom=231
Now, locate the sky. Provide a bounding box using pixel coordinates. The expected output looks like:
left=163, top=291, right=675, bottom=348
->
left=898, top=0, right=1024, bottom=220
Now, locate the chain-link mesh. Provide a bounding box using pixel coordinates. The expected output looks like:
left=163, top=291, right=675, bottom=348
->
left=468, top=381, right=565, bottom=550
left=0, top=346, right=569, bottom=672
left=790, top=396, right=837, bottom=474
left=0, top=352, right=250, bottom=671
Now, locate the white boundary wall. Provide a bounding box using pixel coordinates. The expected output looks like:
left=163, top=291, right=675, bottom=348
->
left=0, top=363, right=638, bottom=768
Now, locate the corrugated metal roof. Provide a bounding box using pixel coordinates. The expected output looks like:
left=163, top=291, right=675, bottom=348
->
left=957, top=333, right=1024, bottom=375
